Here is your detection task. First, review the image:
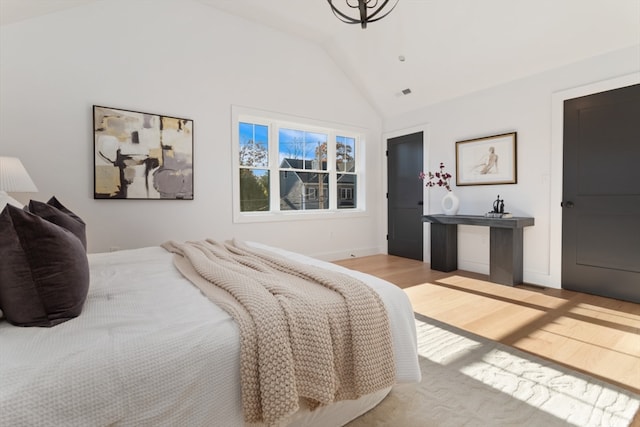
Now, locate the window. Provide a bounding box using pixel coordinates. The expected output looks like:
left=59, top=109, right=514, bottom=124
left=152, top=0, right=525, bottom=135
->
left=233, top=107, right=365, bottom=222
left=340, top=187, right=353, bottom=200
left=279, top=128, right=328, bottom=211
left=336, top=135, right=357, bottom=209
left=239, top=122, right=269, bottom=212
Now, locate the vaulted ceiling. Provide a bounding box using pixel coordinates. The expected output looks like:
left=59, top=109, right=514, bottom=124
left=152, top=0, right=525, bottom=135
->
left=2, top=0, right=639, bottom=119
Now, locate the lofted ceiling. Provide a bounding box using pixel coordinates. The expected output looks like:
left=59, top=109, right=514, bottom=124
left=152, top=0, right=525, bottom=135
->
left=2, top=0, right=639, bottom=119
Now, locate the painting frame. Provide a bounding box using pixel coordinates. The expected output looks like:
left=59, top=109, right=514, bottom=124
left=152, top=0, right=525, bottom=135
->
left=455, top=132, right=517, bottom=186
left=93, top=105, right=194, bottom=200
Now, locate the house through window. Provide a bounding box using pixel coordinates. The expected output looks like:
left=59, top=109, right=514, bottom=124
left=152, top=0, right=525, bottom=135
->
left=233, top=107, right=364, bottom=222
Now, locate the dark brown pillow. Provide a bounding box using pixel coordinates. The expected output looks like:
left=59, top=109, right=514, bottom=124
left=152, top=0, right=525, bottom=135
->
left=25, top=196, right=87, bottom=250
left=0, top=204, right=90, bottom=327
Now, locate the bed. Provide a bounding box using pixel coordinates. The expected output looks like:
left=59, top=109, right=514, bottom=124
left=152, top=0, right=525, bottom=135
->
left=0, top=202, right=421, bottom=427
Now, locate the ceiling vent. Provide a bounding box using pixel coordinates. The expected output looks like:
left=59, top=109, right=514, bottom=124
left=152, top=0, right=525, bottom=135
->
left=401, top=88, right=412, bottom=95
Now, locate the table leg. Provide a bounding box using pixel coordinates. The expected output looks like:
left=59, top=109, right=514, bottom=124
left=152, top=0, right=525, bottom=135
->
left=490, top=227, right=524, bottom=285
left=430, top=223, right=457, bottom=272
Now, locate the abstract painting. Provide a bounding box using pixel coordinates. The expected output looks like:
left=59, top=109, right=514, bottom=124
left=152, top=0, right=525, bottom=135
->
left=93, top=105, right=193, bottom=199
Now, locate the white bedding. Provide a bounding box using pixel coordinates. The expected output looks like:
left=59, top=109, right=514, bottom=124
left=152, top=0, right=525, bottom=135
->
left=0, top=243, right=420, bottom=426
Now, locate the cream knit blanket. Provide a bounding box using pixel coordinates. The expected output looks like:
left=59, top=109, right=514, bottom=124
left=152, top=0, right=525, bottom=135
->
left=161, top=239, right=396, bottom=426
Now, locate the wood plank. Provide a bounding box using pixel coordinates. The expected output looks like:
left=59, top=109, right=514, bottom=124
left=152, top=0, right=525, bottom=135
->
left=334, top=255, right=640, bottom=395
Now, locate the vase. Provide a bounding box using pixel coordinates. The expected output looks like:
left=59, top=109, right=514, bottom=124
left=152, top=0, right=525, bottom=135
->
left=441, top=191, right=459, bottom=215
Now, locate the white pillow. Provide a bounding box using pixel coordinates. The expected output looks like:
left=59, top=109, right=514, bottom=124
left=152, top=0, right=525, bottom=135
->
left=0, top=192, right=24, bottom=210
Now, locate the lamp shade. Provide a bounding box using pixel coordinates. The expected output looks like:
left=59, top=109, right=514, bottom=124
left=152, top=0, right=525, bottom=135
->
left=0, top=157, right=38, bottom=193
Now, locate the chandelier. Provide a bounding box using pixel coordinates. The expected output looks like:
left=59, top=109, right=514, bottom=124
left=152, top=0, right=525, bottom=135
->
left=327, top=0, right=399, bottom=29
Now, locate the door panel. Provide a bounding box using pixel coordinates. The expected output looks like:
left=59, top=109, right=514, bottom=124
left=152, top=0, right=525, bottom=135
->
left=562, top=83, right=640, bottom=303
left=576, top=214, right=639, bottom=273
left=387, top=132, right=423, bottom=261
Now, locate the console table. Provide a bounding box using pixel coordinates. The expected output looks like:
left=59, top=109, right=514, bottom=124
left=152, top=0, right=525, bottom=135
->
left=422, top=214, right=535, bottom=286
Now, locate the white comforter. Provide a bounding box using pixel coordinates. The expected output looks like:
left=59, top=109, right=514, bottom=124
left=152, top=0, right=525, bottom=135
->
left=0, top=243, right=421, bottom=426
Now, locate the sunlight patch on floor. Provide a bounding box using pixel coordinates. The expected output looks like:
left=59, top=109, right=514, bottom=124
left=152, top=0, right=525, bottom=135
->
left=458, top=348, right=638, bottom=426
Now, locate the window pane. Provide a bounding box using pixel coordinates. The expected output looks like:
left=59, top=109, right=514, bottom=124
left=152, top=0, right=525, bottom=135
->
left=280, top=171, right=329, bottom=210
left=337, top=174, right=356, bottom=209
left=240, top=169, right=269, bottom=211
left=336, top=136, right=355, bottom=172
left=279, top=128, right=327, bottom=171
left=239, top=122, right=269, bottom=167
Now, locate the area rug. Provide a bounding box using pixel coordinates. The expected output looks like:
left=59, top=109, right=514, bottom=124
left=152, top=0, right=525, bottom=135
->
left=346, top=313, right=639, bottom=427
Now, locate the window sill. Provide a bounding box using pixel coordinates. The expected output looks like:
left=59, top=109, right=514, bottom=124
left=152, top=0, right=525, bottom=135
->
left=233, top=208, right=368, bottom=224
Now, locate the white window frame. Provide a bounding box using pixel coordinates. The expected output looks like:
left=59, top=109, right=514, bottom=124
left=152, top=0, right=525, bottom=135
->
left=232, top=106, right=367, bottom=223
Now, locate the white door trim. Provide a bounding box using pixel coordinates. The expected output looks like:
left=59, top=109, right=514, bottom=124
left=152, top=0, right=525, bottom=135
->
left=548, top=72, right=640, bottom=287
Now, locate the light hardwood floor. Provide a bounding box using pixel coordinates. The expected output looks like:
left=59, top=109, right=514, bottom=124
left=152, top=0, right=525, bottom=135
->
left=334, top=254, right=640, bottom=396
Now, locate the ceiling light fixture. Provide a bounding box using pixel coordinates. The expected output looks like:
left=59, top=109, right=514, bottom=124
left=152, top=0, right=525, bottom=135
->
left=327, top=0, right=399, bottom=29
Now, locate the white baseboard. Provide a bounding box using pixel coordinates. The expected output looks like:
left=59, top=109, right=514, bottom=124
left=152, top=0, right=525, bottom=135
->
left=313, top=250, right=562, bottom=290
left=458, top=260, right=490, bottom=276
left=524, top=272, right=560, bottom=289
left=458, top=260, right=560, bottom=289
left=310, top=246, right=381, bottom=262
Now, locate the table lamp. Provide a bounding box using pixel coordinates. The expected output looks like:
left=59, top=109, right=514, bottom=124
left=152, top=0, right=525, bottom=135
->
left=0, top=156, right=38, bottom=210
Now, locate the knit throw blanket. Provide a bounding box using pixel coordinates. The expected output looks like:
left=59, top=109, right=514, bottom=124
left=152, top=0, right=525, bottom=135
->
left=161, top=239, right=396, bottom=426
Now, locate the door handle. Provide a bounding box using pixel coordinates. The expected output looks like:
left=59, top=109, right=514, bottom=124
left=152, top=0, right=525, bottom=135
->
left=561, top=201, right=575, bottom=208
left=418, top=201, right=424, bottom=206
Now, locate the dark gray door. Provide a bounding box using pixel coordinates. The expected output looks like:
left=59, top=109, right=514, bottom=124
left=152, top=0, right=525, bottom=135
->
left=562, top=83, right=640, bottom=303
left=387, top=132, right=424, bottom=261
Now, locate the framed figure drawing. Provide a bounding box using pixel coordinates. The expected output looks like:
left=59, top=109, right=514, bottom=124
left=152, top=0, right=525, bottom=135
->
left=93, top=105, right=193, bottom=200
left=455, top=132, right=517, bottom=186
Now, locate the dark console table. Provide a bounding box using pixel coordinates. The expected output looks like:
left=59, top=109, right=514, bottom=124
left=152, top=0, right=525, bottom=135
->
left=422, top=214, right=535, bottom=286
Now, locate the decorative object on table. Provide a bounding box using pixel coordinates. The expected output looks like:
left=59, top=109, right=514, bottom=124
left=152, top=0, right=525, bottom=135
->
left=327, top=0, right=399, bottom=29
left=440, top=191, right=460, bottom=216
left=485, top=194, right=513, bottom=218
left=419, top=162, right=459, bottom=215
left=93, top=105, right=193, bottom=200
left=0, top=156, right=38, bottom=210
left=493, top=195, right=504, bottom=213
left=455, top=132, right=517, bottom=186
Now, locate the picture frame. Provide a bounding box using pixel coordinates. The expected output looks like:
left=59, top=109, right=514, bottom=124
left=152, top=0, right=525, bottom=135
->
left=93, top=105, right=193, bottom=200
left=455, top=132, right=517, bottom=186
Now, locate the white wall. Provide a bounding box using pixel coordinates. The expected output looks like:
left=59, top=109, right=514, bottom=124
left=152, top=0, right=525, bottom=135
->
left=0, top=0, right=384, bottom=258
left=384, top=46, right=640, bottom=287
left=2, top=1, right=638, bottom=280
